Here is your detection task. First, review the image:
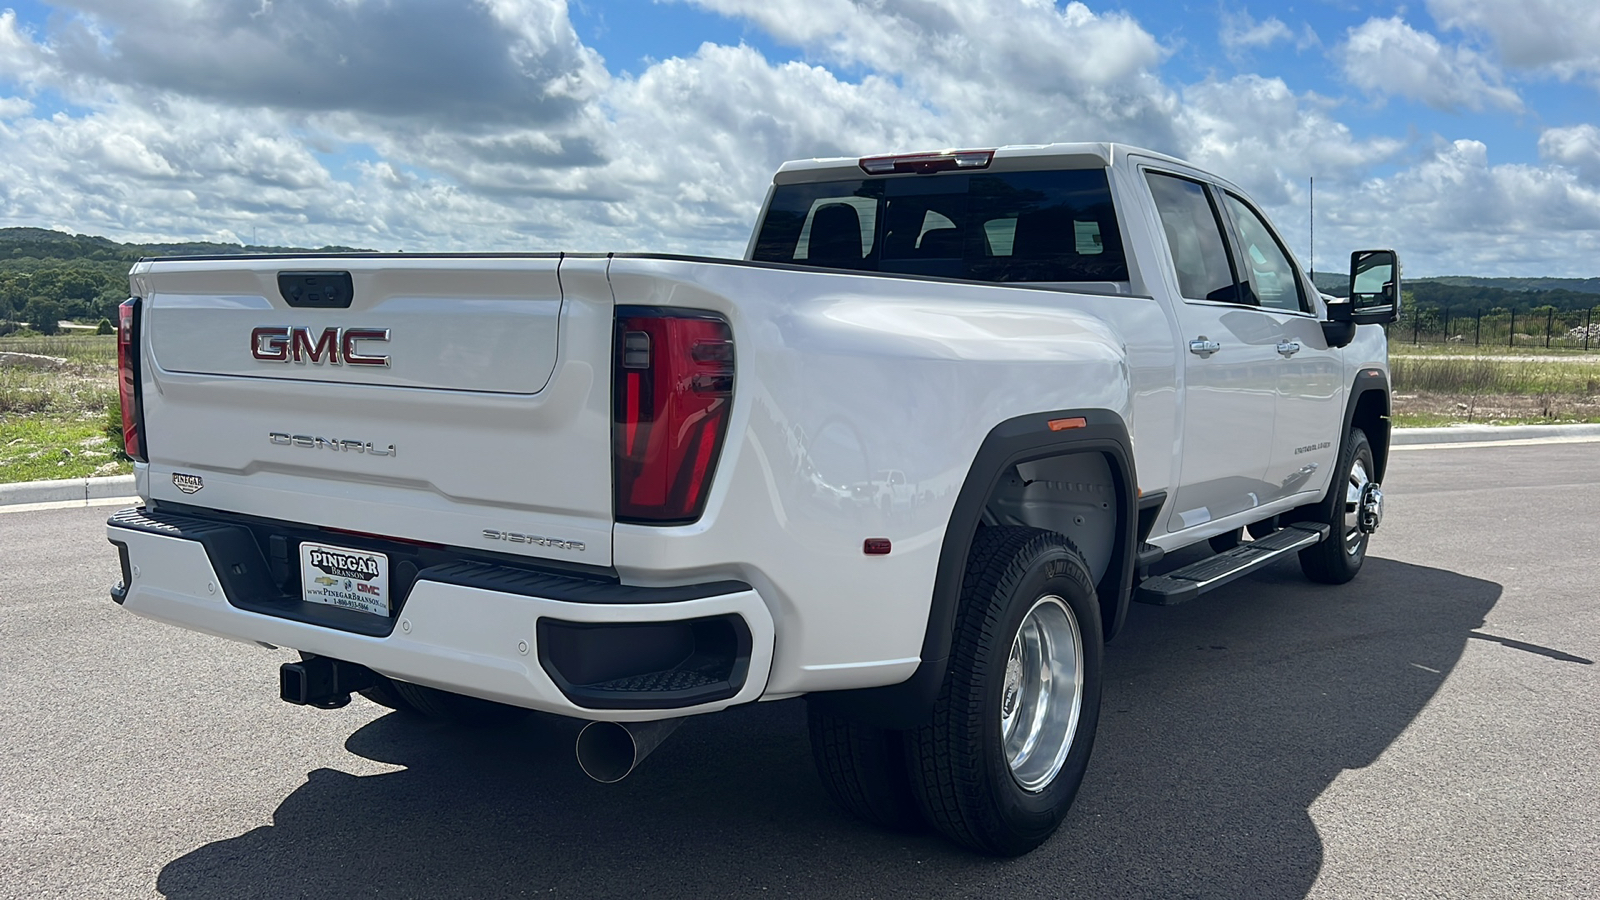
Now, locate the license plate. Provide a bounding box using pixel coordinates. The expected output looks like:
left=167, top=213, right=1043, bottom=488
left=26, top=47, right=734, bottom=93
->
left=300, top=541, right=390, bottom=617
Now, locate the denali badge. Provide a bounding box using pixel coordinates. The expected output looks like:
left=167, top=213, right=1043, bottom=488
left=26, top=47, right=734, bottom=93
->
left=482, top=529, right=586, bottom=552
left=251, top=326, right=390, bottom=367
left=172, top=473, right=204, bottom=494
left=269, top=432, right=396, bottom=456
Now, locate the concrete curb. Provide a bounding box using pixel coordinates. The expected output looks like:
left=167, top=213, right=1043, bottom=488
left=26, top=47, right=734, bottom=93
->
left=1390, top=423, right=1600, bottom=445
left=0, top=475, right=136, bottom=507
left=3, top=422, right=1599, bottom=508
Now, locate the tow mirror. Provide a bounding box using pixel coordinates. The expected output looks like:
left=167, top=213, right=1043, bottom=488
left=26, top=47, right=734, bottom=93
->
left=1329, top=249, right=1401, bottom=326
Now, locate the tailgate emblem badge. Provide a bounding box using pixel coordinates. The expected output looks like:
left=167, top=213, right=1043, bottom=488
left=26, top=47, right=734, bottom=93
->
left=482, top=529, right=586, bottom=552
left=172, top=473, right=204, bottom=494
left=251, top=326, right=390, bottom=367
left=269, top=433, right=397, bottom=456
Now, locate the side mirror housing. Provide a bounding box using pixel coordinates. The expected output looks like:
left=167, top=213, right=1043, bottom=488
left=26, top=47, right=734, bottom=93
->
left=1328, top=249, right=1401, bottom=326
left=1321, top=319, right=1356, bottom=348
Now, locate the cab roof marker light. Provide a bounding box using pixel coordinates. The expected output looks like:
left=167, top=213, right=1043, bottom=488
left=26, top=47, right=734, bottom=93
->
left=858, top=149, right=996, bottom=175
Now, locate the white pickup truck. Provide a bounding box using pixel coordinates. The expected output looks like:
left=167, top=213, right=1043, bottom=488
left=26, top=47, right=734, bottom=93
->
left=106, top=143, right=1399, bottom=855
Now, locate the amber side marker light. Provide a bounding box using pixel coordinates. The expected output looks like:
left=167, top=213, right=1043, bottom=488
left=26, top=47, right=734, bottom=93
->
left=1048, top=417, right=1088, bottom=432
left=863, top=538, right=892, bottom=556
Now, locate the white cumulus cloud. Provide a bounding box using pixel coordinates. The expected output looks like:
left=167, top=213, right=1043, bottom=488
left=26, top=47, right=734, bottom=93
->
left=1340, top=16, right=1522, bottom=112
left=1539, top=124, right=1600, bottom=182
left=1428, top=0, right=1600, bottom=82
left=0, top=1, right=1597, bottom=274
left=1220, top=10, right=1294, bottom=53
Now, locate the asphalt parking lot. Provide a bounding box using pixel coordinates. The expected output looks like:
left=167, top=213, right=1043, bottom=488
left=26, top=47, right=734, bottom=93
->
left=2, top=441, right=1596, bottom=899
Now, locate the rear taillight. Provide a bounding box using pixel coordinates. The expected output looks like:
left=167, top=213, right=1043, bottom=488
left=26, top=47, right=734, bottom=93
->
left=116, top=298, right=146, bottom=463
left=613, top=307, right=734, bottom=524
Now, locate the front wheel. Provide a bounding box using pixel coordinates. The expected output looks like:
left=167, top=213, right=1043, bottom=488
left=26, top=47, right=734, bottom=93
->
left=1299, top=427, right=1377, bottom=584
left=905, top=526, right=1104, bottom=856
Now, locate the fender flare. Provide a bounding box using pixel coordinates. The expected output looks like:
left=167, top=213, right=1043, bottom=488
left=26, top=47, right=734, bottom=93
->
left=1343, top=367, right=1392, bottom=480
left=811, top=408, right=1138, bottom=728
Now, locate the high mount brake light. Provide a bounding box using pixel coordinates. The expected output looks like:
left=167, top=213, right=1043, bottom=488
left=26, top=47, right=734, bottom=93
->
left=858, top=149, right=995, bottom=175
left=613, top=307, right=735, bottom=524
left=116, top=298, right=147, bottom=463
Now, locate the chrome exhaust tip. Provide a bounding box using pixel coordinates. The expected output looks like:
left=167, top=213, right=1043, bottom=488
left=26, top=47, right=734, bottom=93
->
left=575, top=718, right=683, bottom=784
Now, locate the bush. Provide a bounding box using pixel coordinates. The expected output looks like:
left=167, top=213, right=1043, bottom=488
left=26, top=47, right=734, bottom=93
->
left=105, top=400, right=129, bottom=460
left=21, top=297, right=61, bottom=335
left=95, top=317, right=113, bottom=335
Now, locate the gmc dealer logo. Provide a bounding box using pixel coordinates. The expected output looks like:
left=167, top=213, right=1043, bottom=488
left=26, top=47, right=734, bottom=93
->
left=251, top=326, right=390, bottom=367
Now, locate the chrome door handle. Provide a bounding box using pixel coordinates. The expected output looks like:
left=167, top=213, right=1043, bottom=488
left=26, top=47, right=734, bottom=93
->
left=1276, top=340, right=1302, bottom=357
left=1189, top=338, right=1221, bottom=358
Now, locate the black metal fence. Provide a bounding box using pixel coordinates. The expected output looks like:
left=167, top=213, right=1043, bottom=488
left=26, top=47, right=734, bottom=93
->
left=1386, top=306, right=1600, bottom=351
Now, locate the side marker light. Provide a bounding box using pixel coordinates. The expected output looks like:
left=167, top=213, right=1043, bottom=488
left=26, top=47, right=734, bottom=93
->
left=863, top=538, right=892, bottom=556
left=1048, top=417, right=1088, bottom=432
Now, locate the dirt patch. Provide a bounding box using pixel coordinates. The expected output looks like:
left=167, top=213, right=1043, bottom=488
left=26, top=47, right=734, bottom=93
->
left=1393, top=392, right=1600, bottom=426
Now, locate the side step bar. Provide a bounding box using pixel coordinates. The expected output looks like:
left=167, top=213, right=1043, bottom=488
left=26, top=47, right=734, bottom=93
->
left=1135, top=523, right=1330, bottom=606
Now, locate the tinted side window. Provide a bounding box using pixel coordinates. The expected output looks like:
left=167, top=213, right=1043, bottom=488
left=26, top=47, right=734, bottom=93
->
left=1222, top=194, right=1307, bottom=313
left=1145, top=172, right=1239, bottom=303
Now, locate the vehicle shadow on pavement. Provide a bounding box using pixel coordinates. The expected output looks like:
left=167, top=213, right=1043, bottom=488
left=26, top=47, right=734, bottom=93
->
left=156, top=557, right=1499, bottom=900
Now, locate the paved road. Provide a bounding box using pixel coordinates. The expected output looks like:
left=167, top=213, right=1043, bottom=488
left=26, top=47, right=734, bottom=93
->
left=2, top=443, right=1596, bottom=899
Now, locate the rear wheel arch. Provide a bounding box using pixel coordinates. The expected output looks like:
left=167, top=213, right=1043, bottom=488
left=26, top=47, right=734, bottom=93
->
left=810, top=409, right=1137, bottom=728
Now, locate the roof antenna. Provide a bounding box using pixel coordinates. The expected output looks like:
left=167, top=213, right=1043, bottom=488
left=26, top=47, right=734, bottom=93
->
left=1309, top=176, right=1315, bottom=285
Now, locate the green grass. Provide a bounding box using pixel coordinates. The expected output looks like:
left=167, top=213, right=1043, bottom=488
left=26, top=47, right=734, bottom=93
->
left=0, top=413, right=131, bottom=482
left=1390, top=344, right=1600, bottom=358
left=1391, top=411, right=1600, bottom=428
left=0, top=333, right=128, bottom=483
left=1390, top=355, right=1600, bottom=395
left=0, top=332, right=119, bottom=363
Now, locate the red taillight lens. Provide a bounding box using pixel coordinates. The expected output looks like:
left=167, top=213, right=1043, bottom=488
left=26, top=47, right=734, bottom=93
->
left=613, top=307, right=734, bottom=524
left=116, top=298, right=146, bottom=462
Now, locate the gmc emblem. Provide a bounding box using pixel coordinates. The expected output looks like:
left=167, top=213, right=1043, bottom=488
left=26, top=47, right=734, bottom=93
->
left=251, top=326, right=390, bottom=367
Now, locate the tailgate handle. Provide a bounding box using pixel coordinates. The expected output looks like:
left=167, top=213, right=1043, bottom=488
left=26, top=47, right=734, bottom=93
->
left=278, top=271, right=354, bottom=309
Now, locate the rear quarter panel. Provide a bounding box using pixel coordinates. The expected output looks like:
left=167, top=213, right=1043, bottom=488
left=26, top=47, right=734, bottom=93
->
left=602, top=256, right=1175, bottom=694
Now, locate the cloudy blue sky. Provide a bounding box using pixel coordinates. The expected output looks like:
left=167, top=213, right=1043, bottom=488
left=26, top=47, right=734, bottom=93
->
left=1, top=0, right=1598, bottom=276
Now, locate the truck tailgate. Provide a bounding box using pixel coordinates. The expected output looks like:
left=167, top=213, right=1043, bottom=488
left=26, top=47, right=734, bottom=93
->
left=130, top=255, right=615, bottom=565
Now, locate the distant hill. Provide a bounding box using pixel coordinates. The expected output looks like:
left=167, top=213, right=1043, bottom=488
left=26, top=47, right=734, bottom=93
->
left=0, top=226, right=370, bottom=262
left=1312, top=269, right=1599, bottom=313
left=1420, top=275, right=1600, bottom=294
left=0, top=227, right=373, bottom=328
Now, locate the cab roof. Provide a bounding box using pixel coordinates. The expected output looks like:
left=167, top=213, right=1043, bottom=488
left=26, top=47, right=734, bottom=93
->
left=772, top=142, right=1192, bottom=185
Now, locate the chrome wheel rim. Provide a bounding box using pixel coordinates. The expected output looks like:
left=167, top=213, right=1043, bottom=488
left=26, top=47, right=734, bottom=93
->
left=999, top=595, right=1084, bottom=793
left=1342, top=457, right=1371, bottom=555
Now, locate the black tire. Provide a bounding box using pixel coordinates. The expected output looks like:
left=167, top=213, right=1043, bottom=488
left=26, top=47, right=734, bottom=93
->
left=1299, top=427, right=1375, bottom=585
left=359, top=674, right=414, bottom=712
left=807, top=704, right=925, bottom=831
left=1208, top=527, right=1243, bottom=553
left=1245, top=515, right=1280, bottom=540
left=905, top=526, right=1104, bottom=856
left=387, top=680, right=532, bottom=727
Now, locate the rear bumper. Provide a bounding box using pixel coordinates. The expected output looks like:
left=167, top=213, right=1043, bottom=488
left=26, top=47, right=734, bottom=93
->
left=107, top=507, right=774, bottom=722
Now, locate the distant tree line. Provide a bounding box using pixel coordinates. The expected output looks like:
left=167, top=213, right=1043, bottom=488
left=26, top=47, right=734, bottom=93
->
left=1312, top=269, right=1600, bottom=314
left=0, top=227, right=368, bottom=335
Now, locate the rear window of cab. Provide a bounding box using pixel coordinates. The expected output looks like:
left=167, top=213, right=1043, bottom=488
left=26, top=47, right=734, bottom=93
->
left=752, top=169, right=1129, bottom=283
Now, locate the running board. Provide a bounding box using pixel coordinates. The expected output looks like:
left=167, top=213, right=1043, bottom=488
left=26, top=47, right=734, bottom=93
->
left=1134, top=523, right=1330, bottom=606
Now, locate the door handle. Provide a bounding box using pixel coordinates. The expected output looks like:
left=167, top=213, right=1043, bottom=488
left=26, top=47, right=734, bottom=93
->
left=1276, top=340, right=1302, bottom=357
left=1189, top=338, right=1221, bottom=358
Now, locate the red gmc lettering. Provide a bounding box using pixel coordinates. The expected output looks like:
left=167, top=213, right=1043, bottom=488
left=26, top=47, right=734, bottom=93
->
left=291, top=327, right=340, bottom=364
left=251, top=327, right=290, bottom=362
left=251, top=327, right=390, bottom=367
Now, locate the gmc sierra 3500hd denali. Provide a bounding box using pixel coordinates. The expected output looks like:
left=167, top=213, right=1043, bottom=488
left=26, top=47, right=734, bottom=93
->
left=106, top=143, right=1400, bottom=856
